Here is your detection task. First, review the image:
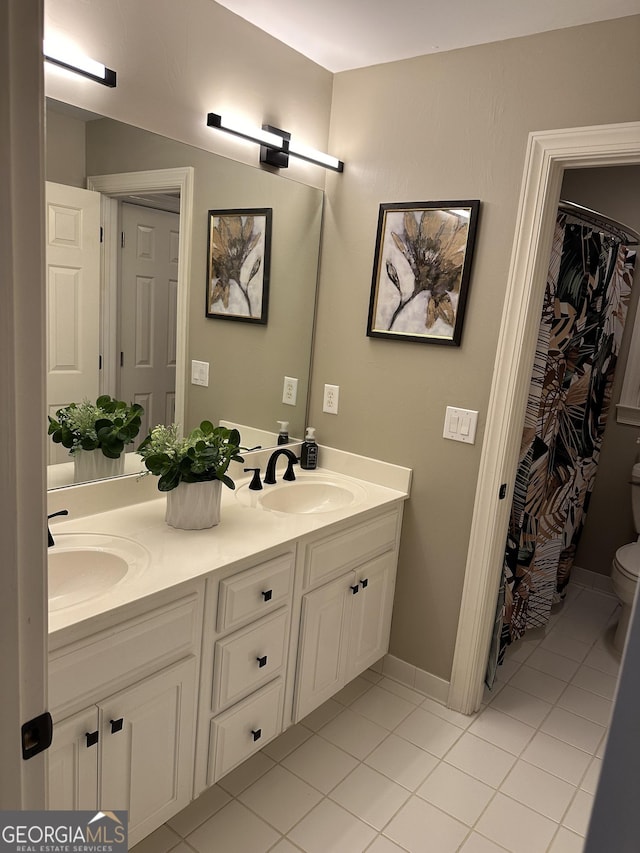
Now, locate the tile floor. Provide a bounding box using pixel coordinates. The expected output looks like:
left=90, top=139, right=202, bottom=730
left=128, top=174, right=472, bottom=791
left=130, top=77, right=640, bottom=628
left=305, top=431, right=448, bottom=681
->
left=133, top=583, right=620, bottom=853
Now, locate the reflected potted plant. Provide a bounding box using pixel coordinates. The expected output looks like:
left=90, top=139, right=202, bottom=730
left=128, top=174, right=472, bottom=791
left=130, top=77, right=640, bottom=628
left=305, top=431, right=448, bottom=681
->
left=48, top=395, right=144, bottom=483
left=137, top=421, right=243, bottom=529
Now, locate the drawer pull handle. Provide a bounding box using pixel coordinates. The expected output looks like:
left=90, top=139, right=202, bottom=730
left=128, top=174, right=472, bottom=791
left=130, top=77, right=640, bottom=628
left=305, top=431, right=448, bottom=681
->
left=257, top=655, right=268, bottom=668
left=251, top=728, right=262, bottom=742
left=110, top=718, right=124, bottom=734
left=262, top=589, right=273, bottom=602
left=350, top=584, right=359, bottom=595
left=86, top=730, right=99, bottom=748
left=360, top=578, right=369, bottom=589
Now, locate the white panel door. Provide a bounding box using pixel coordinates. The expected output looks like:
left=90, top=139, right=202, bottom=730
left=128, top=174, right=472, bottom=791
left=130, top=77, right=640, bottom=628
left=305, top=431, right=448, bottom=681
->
left=119, top=203, right=179, bottom=437
left=294, top=573, right=354, bottom=721
left=45, top=182, right=101, bottom=463
left=100, top=657, right=196, bottom=847
left=47, top=707, right=99, bottom=810
left=348, top=553, right=396, bottom=678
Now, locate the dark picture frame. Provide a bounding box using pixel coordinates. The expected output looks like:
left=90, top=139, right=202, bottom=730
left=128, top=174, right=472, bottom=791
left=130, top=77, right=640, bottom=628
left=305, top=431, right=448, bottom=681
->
left=206, top=208, right=272, bottom=324
left=366, top=200, right=480, bottom=345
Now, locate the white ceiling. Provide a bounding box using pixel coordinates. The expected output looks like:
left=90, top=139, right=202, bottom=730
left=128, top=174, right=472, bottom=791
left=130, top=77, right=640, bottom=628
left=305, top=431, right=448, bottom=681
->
left=214, top=0, right=640, bottom=73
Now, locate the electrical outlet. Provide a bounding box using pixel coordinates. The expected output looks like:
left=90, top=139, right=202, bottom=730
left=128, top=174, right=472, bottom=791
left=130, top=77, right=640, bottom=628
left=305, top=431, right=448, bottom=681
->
left=283, top=376, right=298, bottom=406
left=191, top=359, right=209, bottom=387
left=323, top=384, right=339, bottom=414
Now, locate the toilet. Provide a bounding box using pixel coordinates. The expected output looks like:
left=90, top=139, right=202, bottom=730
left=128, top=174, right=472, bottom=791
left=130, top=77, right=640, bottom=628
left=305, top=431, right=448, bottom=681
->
left=611, top=462, right=640, bottom=653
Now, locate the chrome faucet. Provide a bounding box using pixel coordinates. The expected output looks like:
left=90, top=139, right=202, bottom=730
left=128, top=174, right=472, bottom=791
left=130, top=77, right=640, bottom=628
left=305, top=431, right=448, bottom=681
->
left=264, top=448, right=298, bottom=485
left=47, top=509, right=69, bottom=547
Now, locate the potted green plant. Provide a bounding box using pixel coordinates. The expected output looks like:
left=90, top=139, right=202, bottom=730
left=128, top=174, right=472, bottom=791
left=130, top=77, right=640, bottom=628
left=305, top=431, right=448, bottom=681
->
left=48, top=395, right=144, bottom=483
left=137, top=421, right=244, bottom=529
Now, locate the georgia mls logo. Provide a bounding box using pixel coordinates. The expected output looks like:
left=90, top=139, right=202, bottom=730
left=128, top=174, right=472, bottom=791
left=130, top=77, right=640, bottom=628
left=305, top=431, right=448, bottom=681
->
left=85, top=811, right=126, bottom=843
left=0, top=810, right=128, bottom=852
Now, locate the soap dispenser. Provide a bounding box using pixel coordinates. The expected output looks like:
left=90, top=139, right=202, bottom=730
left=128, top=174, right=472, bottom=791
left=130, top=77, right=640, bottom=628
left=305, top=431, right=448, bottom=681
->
left=277, top=421, right=289, bottom=445
left=300, top=427, right=318, bottom=470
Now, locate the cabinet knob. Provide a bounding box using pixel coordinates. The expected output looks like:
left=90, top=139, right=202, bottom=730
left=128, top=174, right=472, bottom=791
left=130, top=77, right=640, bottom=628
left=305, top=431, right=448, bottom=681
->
left=251, top=728, right=262, bottom=742
left=257, top=655, right=268, bottom=668
left=360, top=578, right=369, bottom=589
left=86, top=730, right=99, bottom=748
left=262, top=589, right=273, bottom=602
left=350, top=584, right=359, bottom=595
left=110, top=718, right=124, bottom=734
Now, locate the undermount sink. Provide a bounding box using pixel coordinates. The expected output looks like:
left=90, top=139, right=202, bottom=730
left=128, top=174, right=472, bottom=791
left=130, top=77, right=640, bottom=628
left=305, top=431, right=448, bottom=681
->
left=48, top=533, right=149, bottom=611
left=236, top=474, right=367, bottom=514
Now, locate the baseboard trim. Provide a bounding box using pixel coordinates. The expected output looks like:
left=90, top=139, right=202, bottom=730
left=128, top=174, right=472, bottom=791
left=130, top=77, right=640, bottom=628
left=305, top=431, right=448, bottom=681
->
left=571, top=565, right=615, bottom=595
left=380, top=654, right=450, bottom=704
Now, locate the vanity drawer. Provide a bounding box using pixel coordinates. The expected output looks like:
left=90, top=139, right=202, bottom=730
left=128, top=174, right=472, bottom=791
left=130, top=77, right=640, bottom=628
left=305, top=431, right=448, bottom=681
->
left=217, top=552, right=293, bottom=632
left=49, top=592, right=201, bottom=715
left=207, top=678, right=283, bottom=784
left=303, top=509, right=400, bottom=588
left=212, top=608, right=288, bottom=712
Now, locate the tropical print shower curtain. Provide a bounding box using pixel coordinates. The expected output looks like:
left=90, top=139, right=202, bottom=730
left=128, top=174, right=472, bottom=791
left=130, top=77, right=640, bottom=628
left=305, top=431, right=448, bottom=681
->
left=489, top=211, right=636, bottom=678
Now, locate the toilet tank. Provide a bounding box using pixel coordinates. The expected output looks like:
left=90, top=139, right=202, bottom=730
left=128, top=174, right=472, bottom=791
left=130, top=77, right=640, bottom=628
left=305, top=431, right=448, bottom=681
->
left=632, top=463, right=640, bottom=532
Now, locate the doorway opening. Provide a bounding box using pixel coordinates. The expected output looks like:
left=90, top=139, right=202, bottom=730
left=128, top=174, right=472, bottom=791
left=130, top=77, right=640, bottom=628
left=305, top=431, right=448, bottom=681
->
left=448, top=122, right=640, bottom=715
left=87, top=167, right=195, bottom=434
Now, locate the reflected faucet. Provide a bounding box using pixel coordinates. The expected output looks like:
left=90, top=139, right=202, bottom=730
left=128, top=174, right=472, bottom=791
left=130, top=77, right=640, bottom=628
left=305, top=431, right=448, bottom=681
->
left=47, top=509, right=69, bottom=547
left=264, top=448, right=298, bottom=485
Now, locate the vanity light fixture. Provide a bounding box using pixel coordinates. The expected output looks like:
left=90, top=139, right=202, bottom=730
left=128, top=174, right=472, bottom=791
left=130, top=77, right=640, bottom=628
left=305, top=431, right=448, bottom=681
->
left=287, top=140, right=343, bottom=172
left=206, top=112, right=344, bottom=172
left=43, top=41, right=117, bottom=87
left=206, top=113, right=285, bottom=150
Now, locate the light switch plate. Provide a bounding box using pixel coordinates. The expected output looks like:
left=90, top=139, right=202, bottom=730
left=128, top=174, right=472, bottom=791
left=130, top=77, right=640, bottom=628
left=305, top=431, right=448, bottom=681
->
left=443, top=406, right=478, bottom=444
left=191, top=359, right=209, bottom=387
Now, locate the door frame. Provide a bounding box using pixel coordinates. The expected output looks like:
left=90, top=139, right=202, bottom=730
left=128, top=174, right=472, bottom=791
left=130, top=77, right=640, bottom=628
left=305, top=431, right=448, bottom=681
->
left=448, top=121, right=640, bottom=714
left=87, top=168, right=194, bottom=430
left=0, top=0, right=47, bottom=807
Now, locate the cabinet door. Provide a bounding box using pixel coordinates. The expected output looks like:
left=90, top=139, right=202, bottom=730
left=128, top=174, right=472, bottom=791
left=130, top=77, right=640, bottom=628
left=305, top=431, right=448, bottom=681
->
left=294, top=572, right=354, bottom=721
left=100, top=657, right=197, bottom=847
left=47, top=707, right=99, bottom=810
left=348, top=552, right=396, bottom=678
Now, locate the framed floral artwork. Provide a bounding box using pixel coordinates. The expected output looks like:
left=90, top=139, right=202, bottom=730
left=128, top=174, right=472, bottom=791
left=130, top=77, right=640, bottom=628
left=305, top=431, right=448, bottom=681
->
left=366, top=200, right=480, bottom=345
left=206, top=208, right=272, bottom=324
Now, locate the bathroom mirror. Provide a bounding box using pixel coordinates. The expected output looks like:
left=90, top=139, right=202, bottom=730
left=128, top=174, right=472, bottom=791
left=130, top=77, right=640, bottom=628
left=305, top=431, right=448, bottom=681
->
left=45, top=100, right=323, bottom=489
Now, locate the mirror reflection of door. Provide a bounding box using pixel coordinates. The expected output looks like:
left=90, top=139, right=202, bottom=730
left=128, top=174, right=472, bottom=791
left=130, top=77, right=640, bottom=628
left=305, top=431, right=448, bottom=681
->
left=118, top=202, right=179, bottom=439
left=45, top=181, right=101, bottom=464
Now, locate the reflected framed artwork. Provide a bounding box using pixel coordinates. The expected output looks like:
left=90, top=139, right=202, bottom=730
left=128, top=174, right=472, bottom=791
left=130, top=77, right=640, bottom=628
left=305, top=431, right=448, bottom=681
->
left=366, top=200, right=480, bottom=345
left=206, top=208, right=272, bottom=324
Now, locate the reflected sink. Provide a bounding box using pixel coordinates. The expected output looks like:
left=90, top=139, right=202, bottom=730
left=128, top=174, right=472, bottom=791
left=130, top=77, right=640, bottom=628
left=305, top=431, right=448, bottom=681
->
left=236, top=474, right=367, bottom=514
left=48, top=533, right=149, bottom=611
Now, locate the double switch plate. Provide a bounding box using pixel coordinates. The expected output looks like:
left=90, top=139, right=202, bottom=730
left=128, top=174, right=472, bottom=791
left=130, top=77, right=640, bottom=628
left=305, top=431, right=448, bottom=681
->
left=443, top=406, right=478, bottom=444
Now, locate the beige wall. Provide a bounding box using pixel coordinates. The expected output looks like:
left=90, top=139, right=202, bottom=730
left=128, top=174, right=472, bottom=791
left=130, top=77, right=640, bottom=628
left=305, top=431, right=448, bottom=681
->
left=45, top=106, right=86, bottom=186
left=45, top=0, right=333, bottom=190
left=312, top=17, right=640, bottom=680
left=561, top=166, right=640, bottom=574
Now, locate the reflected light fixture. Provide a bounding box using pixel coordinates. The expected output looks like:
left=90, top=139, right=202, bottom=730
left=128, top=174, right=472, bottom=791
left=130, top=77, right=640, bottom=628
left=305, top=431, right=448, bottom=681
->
left=206, top=113, right=343, bottom=172
left=43, top=41, right=117, bottom=87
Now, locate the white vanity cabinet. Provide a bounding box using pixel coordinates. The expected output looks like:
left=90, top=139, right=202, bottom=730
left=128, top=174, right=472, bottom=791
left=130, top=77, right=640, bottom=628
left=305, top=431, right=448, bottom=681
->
left=47, top=586, right=203, bottom=847
left=196, top=549, right=295, bottom=792
left=293, top=508, right=402, bottom=721
left=45, top=463, right=409, bottom=849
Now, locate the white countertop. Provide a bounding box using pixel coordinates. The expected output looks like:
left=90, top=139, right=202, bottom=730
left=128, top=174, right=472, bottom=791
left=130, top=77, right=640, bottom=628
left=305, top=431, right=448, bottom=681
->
left=47, top=453, right=411, bottom=644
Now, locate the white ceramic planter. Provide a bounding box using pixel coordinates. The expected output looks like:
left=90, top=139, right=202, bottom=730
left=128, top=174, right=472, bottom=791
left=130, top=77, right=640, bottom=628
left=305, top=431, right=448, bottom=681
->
left=165, top=480, right=222, bottom=530
left=73, top=449, right=125, bottom=483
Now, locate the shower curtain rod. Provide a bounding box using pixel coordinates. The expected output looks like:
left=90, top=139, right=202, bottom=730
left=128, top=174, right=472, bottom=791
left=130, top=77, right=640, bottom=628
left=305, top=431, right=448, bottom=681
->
left=559, top=200, right=640, bottom=246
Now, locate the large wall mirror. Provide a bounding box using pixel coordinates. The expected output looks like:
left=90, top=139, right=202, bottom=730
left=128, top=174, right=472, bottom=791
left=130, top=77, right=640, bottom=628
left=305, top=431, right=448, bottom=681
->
left=45, top=99, right=323, bottom=489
